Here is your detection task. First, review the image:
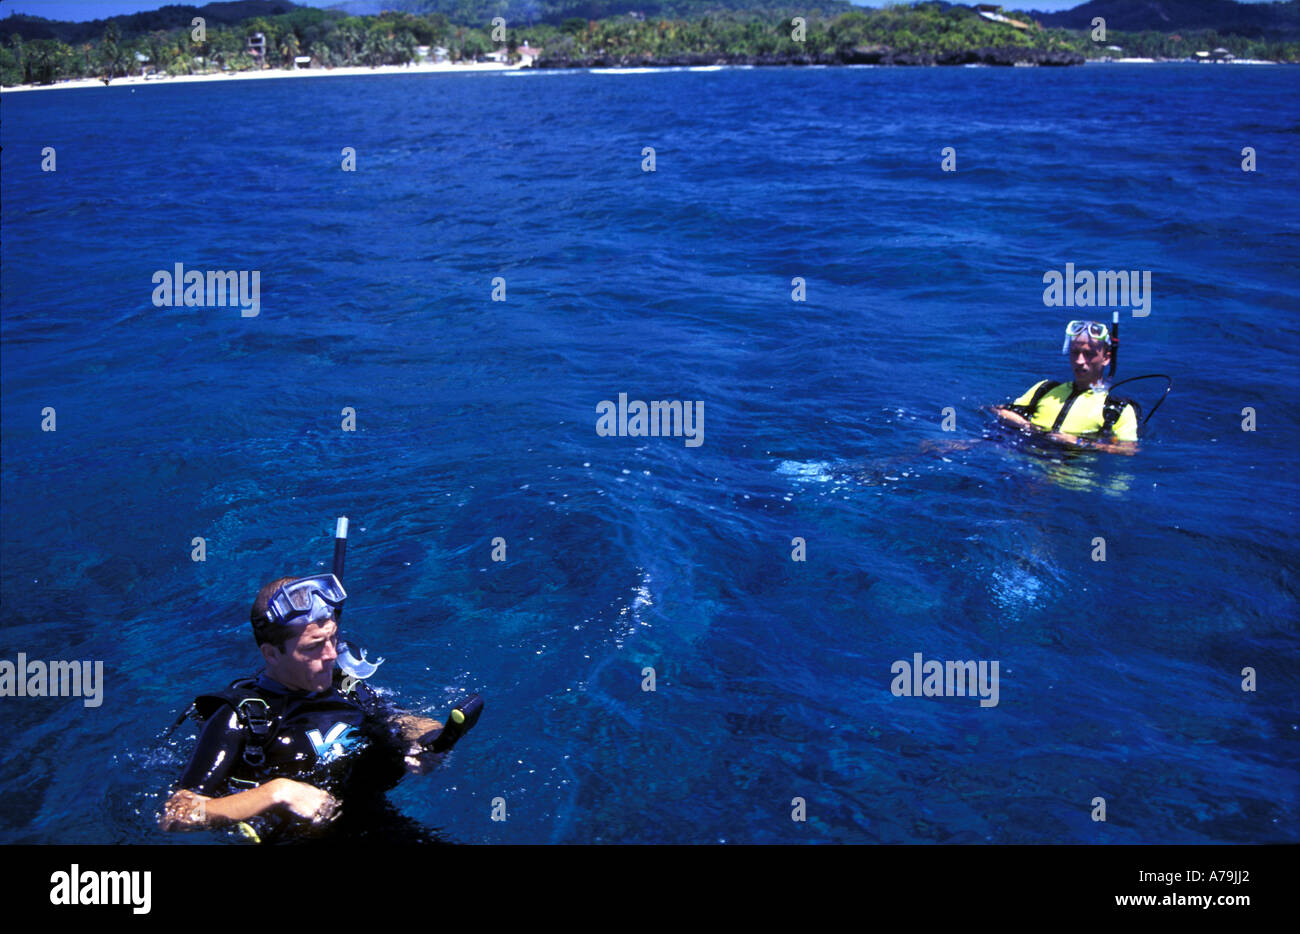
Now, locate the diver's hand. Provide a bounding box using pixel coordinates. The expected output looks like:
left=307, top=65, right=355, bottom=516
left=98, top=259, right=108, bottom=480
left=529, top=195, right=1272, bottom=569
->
left=404, top=743, right=448, bottom=775
left=393, top=713, right=445, bottom=774
left=393, top=713, right=440, bottom=744
left=272, top=778, right=341, bottom=825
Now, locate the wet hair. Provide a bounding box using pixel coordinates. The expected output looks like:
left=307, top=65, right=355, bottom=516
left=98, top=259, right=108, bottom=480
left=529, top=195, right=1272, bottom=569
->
left=250, top=576, right=302, bottom=651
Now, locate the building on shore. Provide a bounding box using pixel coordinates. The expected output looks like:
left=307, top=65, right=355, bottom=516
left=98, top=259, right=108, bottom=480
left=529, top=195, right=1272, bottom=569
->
left=975, top=4, right=1032, bottom=29
left=416, top=46, right=450, bottom=63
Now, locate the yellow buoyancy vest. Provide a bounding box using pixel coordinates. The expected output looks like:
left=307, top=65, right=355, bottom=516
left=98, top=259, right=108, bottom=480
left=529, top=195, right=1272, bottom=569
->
left=1011, top=380, right=1138, bottom=442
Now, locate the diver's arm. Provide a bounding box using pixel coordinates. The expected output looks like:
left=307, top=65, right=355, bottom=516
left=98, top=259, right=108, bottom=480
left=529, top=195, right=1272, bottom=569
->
left=993, top=381, right=1051, bottom=429
left=392, top=712, right=441, bottom=743
left=1048, top=431, right=1138, bottom=456
left=991, top=403, right=1137, bottom=454
left=387, top=711, right=447, bottom=775
left=160, top=703, right=340, bottom=831
left=1089, top=438, right=1138, bottom=456
left=350, top=681, right=446, bottom=773
left=350, top=680, right=441, bottom=743
left=160, top=784, right=276, bottom=830
left=992, top=406, right=1032, bottom=429
left=160, top=779, right=339, bottom=830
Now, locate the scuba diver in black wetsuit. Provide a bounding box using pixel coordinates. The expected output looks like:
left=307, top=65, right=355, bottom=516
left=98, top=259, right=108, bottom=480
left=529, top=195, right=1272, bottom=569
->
left=160, top=572, right=451, bottom=844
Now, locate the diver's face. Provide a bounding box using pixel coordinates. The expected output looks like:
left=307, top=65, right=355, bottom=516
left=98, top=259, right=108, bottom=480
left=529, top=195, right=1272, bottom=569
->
left=1070, top=339, right=1110, bottom=387
left=263, top=619, right=338, bottom=693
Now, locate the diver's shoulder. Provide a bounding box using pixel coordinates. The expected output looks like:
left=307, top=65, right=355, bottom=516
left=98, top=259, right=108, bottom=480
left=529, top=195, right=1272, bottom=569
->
left=191, top=675, right=270, bottom=717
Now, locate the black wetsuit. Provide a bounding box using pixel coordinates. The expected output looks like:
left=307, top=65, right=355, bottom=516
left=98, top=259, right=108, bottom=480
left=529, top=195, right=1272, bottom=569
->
left=177, top=672, right=442, bottom=844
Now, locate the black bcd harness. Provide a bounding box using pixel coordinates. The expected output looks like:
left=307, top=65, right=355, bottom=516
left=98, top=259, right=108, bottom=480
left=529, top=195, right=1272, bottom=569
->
left=201, top=678, right=284, bottom=770
left=159, top=676, right=288, bottom=782
left=164, top=671, right=380, bottom=778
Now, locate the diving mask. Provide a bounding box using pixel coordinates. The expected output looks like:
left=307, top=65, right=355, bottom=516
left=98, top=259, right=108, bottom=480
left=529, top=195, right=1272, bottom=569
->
left=265, top=573, right=347, bottom=627
left=1061, top=320, right=1112, bottom=354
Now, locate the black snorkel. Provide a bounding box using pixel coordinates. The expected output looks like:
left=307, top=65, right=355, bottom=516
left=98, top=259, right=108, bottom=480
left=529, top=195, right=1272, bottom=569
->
left=1109, top=310, right=1119, bottom=378
left=332, top=516, right=386, bottom=682
left=332, top=516, right=348, bottom=623
left=329, top=518, right=484, bottom=743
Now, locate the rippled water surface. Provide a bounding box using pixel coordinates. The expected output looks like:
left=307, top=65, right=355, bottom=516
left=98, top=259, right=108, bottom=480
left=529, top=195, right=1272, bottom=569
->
left=2, top=65, right=1297, bottom=843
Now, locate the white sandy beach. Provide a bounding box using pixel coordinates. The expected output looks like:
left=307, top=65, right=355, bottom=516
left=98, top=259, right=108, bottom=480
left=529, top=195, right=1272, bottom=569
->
left=4, top=55, right=1283, bottom=94
left=1, top=60, right=524, bottom=94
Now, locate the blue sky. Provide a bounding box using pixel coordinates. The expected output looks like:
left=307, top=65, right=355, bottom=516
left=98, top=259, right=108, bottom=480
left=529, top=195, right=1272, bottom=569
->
left=0, top=0, right=1278, bottom=22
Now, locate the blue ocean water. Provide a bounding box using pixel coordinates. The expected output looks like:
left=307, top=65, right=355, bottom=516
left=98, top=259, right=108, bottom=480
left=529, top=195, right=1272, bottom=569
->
left=1, top=64, right=1297, bottom=844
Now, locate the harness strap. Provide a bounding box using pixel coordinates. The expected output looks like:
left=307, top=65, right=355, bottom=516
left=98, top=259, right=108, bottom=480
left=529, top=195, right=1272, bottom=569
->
left=235, top=697, right=275, bottom=768
left=1007, top=380, right=1061, bottom=419
left=190, top=677, right=282, bottom=772
left=1028, top=379, right=1060, bottom=414
left=1050, top=385, right=1084, bottom=433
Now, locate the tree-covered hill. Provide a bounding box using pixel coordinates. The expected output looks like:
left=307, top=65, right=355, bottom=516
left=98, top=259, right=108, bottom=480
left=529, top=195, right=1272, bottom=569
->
left=2, top=1, right=300, bottom=44
left=334, top=0, right=857, bottom=26
left=1030, top=0, right=1300, bottom=40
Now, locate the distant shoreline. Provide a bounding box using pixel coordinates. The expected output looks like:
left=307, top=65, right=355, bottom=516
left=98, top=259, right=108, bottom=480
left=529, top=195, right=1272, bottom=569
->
left=3, top=55, right=1285, bottom=94
left=0, top=60, right=521, bottom=94
left=1083, top=58, right=1281, bottom=65
left=533, top=58, right=1284, bottom=69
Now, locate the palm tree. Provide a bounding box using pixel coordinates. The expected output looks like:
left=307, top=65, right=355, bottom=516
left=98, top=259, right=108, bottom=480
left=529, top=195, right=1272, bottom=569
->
left=358, top=25, right=392, bottom=66
left=338, top=21, right=363, bottom=65
left=361, top=28, right=387, bottom=66
left=100, top=22, right=124, bottom=83
left=395, top=28, right=417, bottom=65
left=280, top=32, right=300, bottom=68
left=207, top=27, right=242, bottom=70
left=28, top=41, right=54, bottom=84
left=8, top=34, right=24, bottom=83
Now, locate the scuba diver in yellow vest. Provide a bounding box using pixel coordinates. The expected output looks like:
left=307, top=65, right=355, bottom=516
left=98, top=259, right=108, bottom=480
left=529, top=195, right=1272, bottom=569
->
left=993, top=318, right=1167, bottom=456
